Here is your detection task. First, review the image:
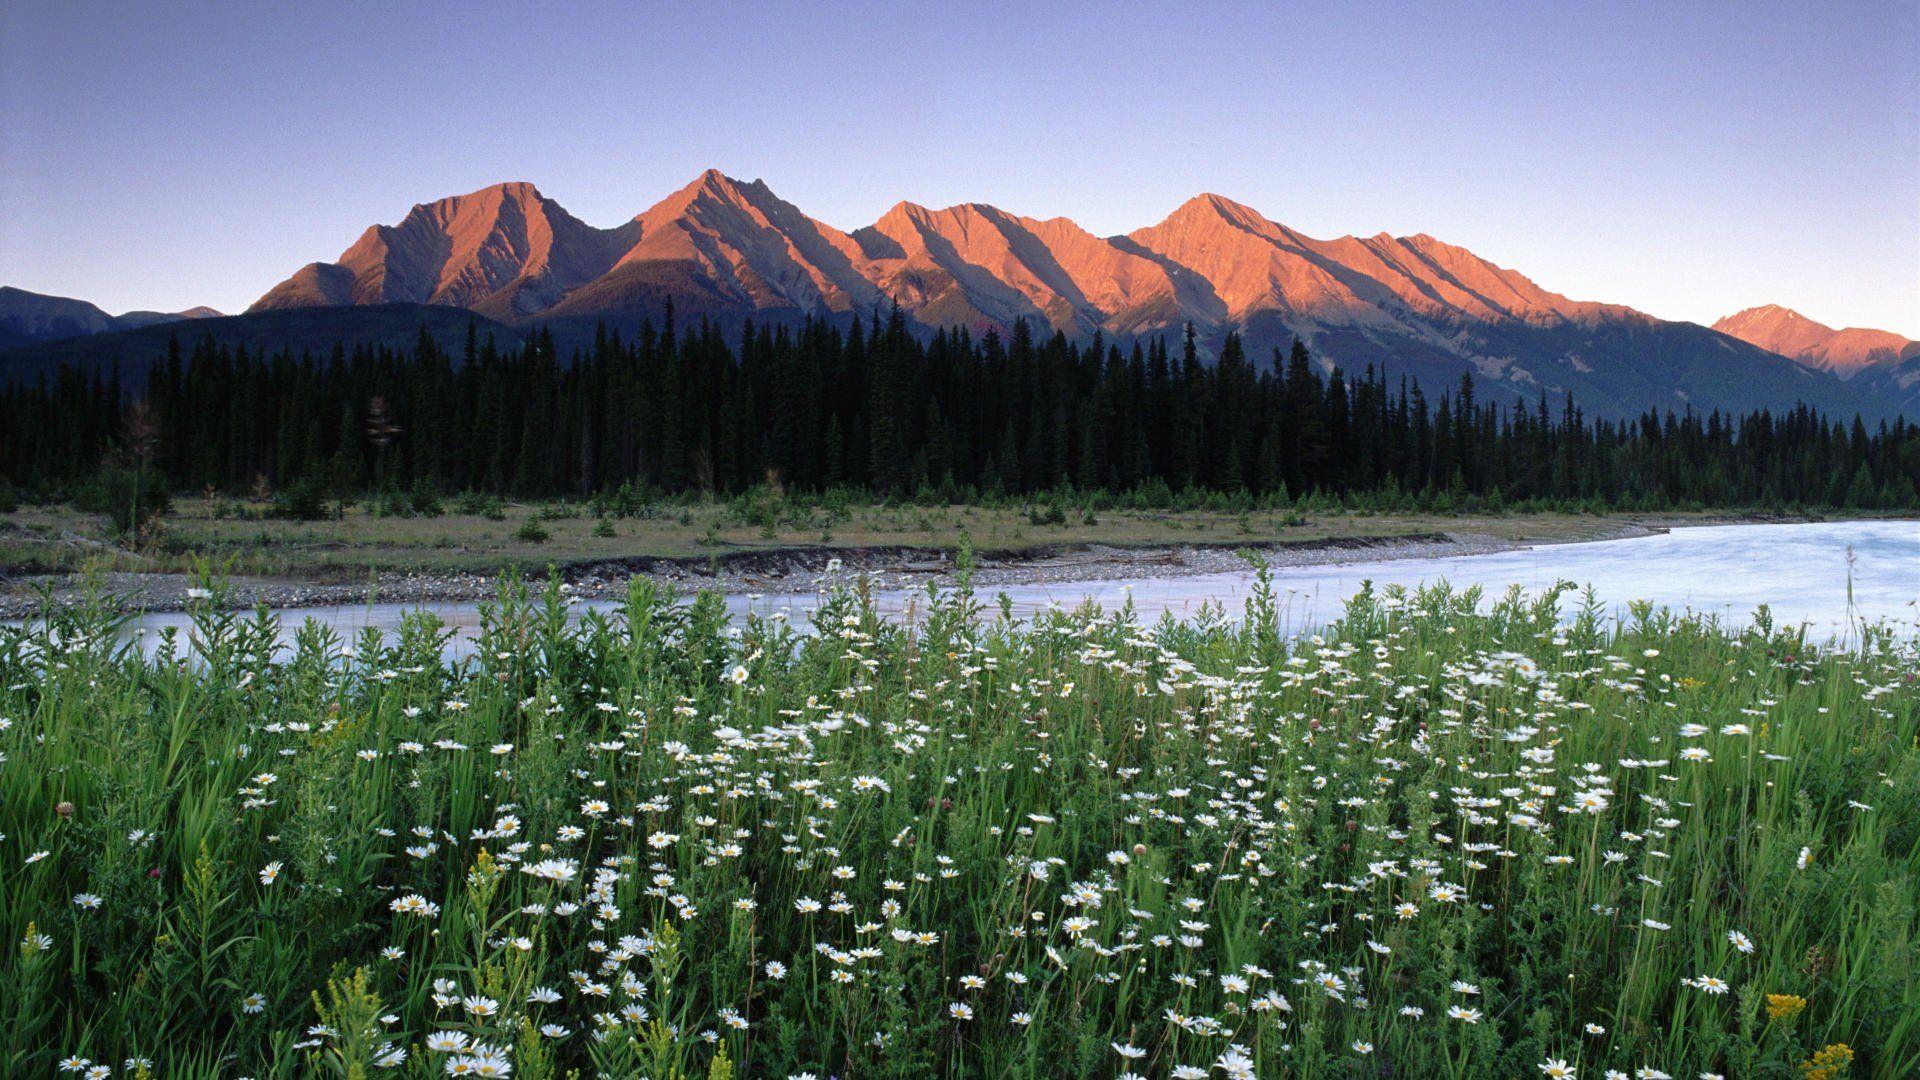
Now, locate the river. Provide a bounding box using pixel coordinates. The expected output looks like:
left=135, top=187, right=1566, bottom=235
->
left=97, top=520, right=1920, bottom=658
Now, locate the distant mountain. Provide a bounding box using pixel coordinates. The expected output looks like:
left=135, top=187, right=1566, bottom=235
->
left=0, top=286, right=222, bottom=350
left=114, top=305, right=225, bottom=330
left=0, top=287, right=116, bottom=349
left=0, top=303, right=505, bottom=386
left=1712, top=304, right=1916, bottom=377
left=234, top=172, right=1906, bottom=419
left=1711, top=305, right=1920, bottom=416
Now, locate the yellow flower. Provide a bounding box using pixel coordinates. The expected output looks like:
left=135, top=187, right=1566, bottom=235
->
left=1801, top=1042, right=1853, bottom=1079
left=1766, top=993, right=1808, bottom=1020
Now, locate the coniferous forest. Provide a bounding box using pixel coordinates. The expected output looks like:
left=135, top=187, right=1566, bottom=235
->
left=4, top=305, right=1919, bottom=511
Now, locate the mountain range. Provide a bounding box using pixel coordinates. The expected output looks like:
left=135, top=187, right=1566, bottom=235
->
left=4, top=170, right=1914, bottom=419
left=0, top=285, right=221, bottom=351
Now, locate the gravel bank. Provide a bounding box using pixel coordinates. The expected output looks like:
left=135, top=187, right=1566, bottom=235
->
left=0, top=523, right=1667, bottom=620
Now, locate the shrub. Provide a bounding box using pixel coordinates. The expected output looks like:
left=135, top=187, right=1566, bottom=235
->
left=453, top=490, right=508, bottom=520
left=408, top=478, right=443, bottom=518
left=74, top=461, right=171, bottom=541
left=270, top=476, right=332, bottom=521
left=515, top=515, right=550, bottom=543
left=1027, top=502, right=1066, bottom=526
left=376, top=484, right=412, bottom=518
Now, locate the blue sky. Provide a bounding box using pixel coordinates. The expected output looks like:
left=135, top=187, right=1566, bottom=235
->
left=2, top=0, right=1914, bottom=335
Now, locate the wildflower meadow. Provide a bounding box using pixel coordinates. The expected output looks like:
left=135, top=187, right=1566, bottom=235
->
left=2, top=566, right=1915, bottom=1078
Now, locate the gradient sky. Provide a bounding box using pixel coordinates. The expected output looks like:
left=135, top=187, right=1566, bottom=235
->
left=2, top=1, right=1915, bottom=336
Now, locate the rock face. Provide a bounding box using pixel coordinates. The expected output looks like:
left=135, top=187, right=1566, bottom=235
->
left=542, top=170, right=881, bottom=322
left=856, top=201, right=1184, bottom=337
left=250, top=182, right=639, bottom=321
left=1123, top=194, right=1626, bottom=330
left=1712, top=305, right=1916, bottom=378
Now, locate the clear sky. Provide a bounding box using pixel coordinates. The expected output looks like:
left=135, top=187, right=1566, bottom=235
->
left=2, top=1, right=1915, bottom=336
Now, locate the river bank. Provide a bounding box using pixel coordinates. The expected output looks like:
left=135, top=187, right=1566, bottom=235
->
left=0, top=511, right=1746, bottom=619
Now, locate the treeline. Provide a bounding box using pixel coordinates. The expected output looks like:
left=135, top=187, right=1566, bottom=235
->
left=4, top=305, right=1920, bottom=509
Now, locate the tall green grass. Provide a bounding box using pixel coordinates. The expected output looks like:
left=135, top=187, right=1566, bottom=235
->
left=0, top=570, right=1914, bottom=1078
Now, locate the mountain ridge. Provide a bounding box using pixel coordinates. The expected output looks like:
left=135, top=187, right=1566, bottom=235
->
left=1711, top=304, right=1916, bottom=377
left=1711, top=304, right=1920, bottom=418
left=6, top=172, right=1911, bottom=420
left=0, top=286, right=222, bottom=350
left=246, top=171, right=1681, bottom=350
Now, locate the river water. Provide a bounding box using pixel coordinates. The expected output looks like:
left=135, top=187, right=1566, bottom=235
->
left=105, top=520, right=1920, bottom=656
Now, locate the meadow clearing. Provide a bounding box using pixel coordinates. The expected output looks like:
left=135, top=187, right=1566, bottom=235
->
left=1, top=566, right=1914, bottom=1078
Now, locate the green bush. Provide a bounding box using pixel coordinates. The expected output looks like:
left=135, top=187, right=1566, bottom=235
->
left=375, top=484, right=412, bottom=518
left=408, top=478, right=443, bottom=517
left=1027, top=502, right=1067, bottom=526
left=515, top=515, right=550, bottom=543
left=74, top=461, right=171, bottom=541
left=269, top=476, right=332, bottom=521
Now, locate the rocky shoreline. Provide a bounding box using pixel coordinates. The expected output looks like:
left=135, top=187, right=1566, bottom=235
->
left=0, top=522, right=1678, bottom=621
